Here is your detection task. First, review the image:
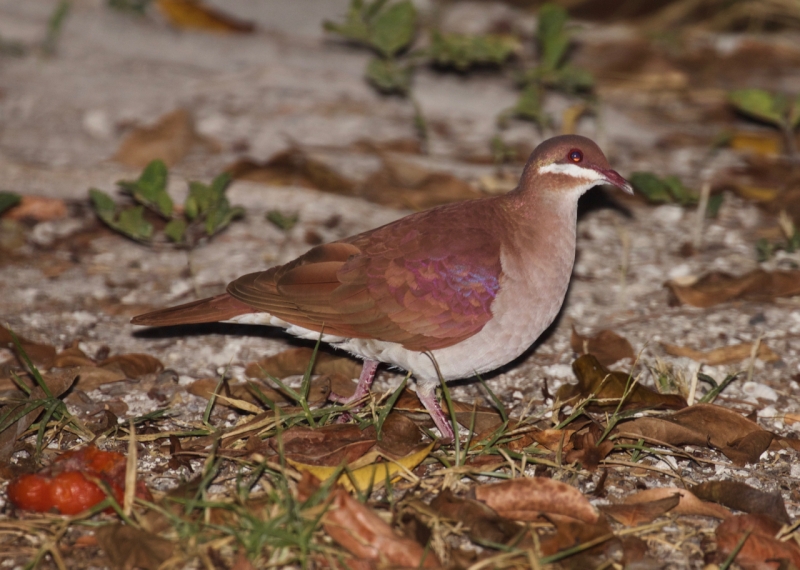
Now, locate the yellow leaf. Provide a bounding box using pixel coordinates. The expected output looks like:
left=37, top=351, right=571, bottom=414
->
left=729, top=131, right=782, bottom=156
left=287, top=442, right=434, bottom=493
left=736, top=185, right=779, bottom=202
left=155, top=0, right=255, bottom=33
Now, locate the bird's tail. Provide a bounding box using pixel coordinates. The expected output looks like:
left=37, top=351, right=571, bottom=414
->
left=131, top=293, right=256, bottom=326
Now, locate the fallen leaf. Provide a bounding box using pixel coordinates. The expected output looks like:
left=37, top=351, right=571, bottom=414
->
left=622, top=487, right=730, bottom=519
left=95, top=524, right=175, bottom=570
left=227, top=149, right=355, bottom=196
left=2, top=196, right=67, bottom=222
left=0, top=325, right=57, bottom=370
left=99, top=354, right=164, bottom=378
left=665, top=269, right=800, bottom=308
left=616, top=403, right=773, bottom=466
left=273, top=424, right=377, bottom=467
left=662, top=341, right=779, bottom=365
left=728, top=131, right=782, bottom=157
left=114, top=108, right=198, bottom=168
left=564, top=428, right=614, bottom=471
left=72, top=366, right=126, bottom=391
left=691, top=481, right=790, bottom=524
left=305, top=478, right=441, bottom=568
left=287, top=441, right=434, bottom=493
left=155, top=0, right=255, bottom=33
left=570, top=327, right=636, bottom=366
left=53, top=343, right=96, bottom=368
left=716, top=514, right=800, bottom=570
left=430, top=488, right=524, bottom=546
left=557, top=354, right=687, bottom=411
left=245, top=347, right=361, bottom=381
left=474, top=477, right=599, bottom=524
left=600, top=493, right=680, bottom=526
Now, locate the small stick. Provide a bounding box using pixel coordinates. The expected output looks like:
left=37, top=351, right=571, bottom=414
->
left=692, top=182, right=711, bottom=250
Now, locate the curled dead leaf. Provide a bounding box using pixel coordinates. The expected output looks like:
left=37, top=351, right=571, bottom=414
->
left=114, top=108, right=200, bottom=168
left=600, top=493, right=680, bottom=526
left=474, top=477, right=599, bottom=524
left=716, top=514, right=800, bottom=570
left=615, top=403, right=773, bottom=466
left=570, top=327, right=636, bottom=366
left=156, top=0, right=255, bottom=33
left=100, top=354, right=164, bottom=378
left=558, top=354, right=686, bottom=411
left=623, top=487, right=730, bottom=519
left=691, top=481, right=790, bottom=524
left=665, top=269, right=800, bottom=308
left=662, top=341, right=779, bottom=365
left=2, top=196, right=67, bottom=222
left=312, top=481, right=441, bottom=568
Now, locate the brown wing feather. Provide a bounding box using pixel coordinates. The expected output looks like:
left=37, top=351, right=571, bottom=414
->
left=226, top=198, right=507, bottom=351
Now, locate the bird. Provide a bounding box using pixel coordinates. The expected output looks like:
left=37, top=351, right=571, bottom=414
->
left=131, top=135, right=632, bottom=441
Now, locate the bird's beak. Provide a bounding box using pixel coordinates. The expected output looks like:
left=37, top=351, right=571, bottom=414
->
left=595, top=167, right=634, bottom=195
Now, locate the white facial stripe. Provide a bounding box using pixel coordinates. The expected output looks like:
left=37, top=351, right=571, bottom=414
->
left=538, top=162, right=601, bottom=181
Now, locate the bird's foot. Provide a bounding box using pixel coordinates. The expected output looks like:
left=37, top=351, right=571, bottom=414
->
left=416, top=386, right=456, bottom=443
left=328, top=359, right=379, bottom=421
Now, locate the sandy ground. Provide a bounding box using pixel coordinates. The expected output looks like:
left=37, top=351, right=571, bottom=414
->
left=2, top=1, right=800, bottom=567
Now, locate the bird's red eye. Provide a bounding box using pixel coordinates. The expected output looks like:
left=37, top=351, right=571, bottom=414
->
left=568, top=149, right=583, bottom=162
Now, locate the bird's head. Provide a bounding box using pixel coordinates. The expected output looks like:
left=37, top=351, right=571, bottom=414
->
left=520, top=135, right=633, bottom=198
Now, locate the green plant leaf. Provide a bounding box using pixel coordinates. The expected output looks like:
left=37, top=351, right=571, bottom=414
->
left=88, top=188, right=117, bottom=224
left=116, top=206, right=153, bottom=241
left=205, top=203, right=244, bottom=237
left=537, top=3, right=569, bottom=71
left=663, top=175, right=697, bottom=205
left=266, top=210, right=299, bottom=231
left=629, top=172, right=673, bottom=203
left=0, top=191, right=21, bottom=216
left=512, top=84, right=548, bottom=127
left=428, top=31, right=518, bottom=71
left=553, top=64, right=594, bottom=92
left=119, top=159, right=172, bottom=217
left=322, top=0, right=372, bottom=45
left=369, top=0, right=415, bottom=58
left=187, top=181, right=212, bottom=218
left=729, top=89, right=786, bottom=128
left=164, top=218, right=187, bottom=243
left=365, top=57, right=412, bottom=94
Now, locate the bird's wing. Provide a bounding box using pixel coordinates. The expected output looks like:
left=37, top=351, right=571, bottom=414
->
left=227, top=207, right=503, bottom=351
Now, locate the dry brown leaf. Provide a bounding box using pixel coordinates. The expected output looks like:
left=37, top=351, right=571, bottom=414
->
left=156, top=0, right=255, bottom=33
left=245, top=347, right=361, bottom=381
left=99, top=354, right=164, bottom=378
left=716, top=514, right=800, bottom=570
left=361, top=157, right=482, bottom=210
left=320, top=485, right=441, bottom=568
left=729, top=132, right=782, bottom=157
left=95, top=523, right=175, bottom=570
left=227, top=150, right=355, bottom=196
left=691, top=481, right=790, bottom=524
left=53, top=343, right=96, bottom=368
left=557, top=354, right=687, bottom=411
left=72, top=366, right=126, bottom=391
left=616, top=403, right=773, bottom=466
left=0, top=325, right=56, bottom=370
left=623, top=487, right=731, bottom=519
left=570, top=327, right=636, bottom=366
left=430, top=488, right=524, bottom=547
left=564, top=429, right=614, bottom=471
left=531, top=428, right=577, bottom=452
left=665, top=269, right=800, bottom=308
left=2, top=195, right=67, bottom=222
left=114, top=108, right=197, bottom=168
left=474, top=477, right=599, bottom=524
left=662, top=341, right=779, bottom=365
left=600, top=493, right=680, bottom=526
left=272, top=424, right=377, bottom=467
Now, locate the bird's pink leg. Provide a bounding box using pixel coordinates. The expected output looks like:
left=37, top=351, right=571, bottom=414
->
left=416, top=385, right=455, bottom=443
left=329, top=359, right=379, bottom=406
